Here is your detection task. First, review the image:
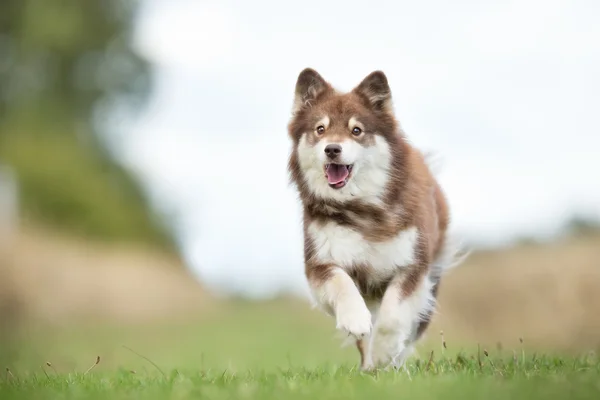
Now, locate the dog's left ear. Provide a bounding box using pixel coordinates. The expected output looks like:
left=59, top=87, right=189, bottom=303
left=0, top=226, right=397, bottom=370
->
left=353, top=71, right=393, bottom=113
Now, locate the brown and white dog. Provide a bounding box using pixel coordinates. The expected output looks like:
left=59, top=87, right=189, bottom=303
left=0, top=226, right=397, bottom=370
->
left=287, top=68, right=467, bottom=371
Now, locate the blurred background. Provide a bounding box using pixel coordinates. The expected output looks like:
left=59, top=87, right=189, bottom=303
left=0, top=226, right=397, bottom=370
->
left=1, top=0, right=599, bottom=372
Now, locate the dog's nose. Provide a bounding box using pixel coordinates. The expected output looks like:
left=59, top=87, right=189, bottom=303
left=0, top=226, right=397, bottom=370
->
left=324, top=144, right=342, bottom=159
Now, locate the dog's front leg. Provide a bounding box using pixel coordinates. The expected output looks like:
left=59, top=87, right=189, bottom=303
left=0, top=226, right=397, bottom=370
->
left=369, top=265, right=435, bottom=370
left=306, top=265, right=372, bottom=340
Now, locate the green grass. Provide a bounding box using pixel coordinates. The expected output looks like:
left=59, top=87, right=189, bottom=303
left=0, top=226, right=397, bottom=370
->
left=1, top=300, right=599, bottom=399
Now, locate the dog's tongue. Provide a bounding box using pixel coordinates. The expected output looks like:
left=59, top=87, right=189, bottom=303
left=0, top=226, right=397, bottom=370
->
left=326, top=164, right=349, bottom=185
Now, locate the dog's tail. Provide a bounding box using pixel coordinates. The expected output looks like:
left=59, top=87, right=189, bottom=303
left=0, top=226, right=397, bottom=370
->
left=423, top=150, right=444, bottom=177
left=430, top=233, right=471, bottom=283
left=422, top=149, right=470, bottom=277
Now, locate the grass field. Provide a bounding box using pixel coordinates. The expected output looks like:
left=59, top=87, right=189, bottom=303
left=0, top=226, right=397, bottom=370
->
left=2, top=300, right=599, bottom=399
left=2, top=359, right=599, bottom=400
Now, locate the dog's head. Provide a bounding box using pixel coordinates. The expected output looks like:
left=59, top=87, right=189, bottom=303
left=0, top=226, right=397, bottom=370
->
left=288, top=68, right=402, bottom=203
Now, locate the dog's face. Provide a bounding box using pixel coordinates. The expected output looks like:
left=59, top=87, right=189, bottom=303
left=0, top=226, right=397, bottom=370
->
left=288, top=69, right=400, bottom=203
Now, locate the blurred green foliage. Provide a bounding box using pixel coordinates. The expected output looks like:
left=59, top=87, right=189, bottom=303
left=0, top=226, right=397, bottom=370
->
left=0, top=0, right=176, bottom=252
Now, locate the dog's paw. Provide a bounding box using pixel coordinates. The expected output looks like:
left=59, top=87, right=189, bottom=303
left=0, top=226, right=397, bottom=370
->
left=370, top=332, right=414, bottom=370
left=335, top=298, right=372, bottom=339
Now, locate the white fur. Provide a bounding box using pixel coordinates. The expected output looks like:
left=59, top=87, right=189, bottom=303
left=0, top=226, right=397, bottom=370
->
left=362, top=89, right=393, bottom=113
left=363, top=236, right=470, bottom=370
left=315, top=137, right=363, bottom=167
left=293, top=85, right=326, bottom=114
left=297, top=134, right=391, bottom=204
left=307, top=221, right=424, bottom=368
left=367, top=276, right=436, bottom=369
left=348, top=116, right=364, bottom=131
left=306, top=220, right=446, bottom=370
left=315, top=116, right=330, bottom=130
left=429, top=233, right=471, bottom=286
left=311, top=267, right=372, bottom=339
left=308, top=222, right=418, bottom=284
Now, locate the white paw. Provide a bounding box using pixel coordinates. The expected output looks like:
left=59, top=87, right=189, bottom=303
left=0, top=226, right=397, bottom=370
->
left=370, top=330, right=414, bottom=369
left=335, top=298, right=372, bottom=339
left=370, top=334, right=396, bottom=367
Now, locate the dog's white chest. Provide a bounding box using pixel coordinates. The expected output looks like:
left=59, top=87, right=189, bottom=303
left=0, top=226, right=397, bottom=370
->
left=307, top=222, right=418, bottom=274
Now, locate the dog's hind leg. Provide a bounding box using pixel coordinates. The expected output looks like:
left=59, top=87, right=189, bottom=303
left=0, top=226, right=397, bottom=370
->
left=414, top=279, right=439, bottom=341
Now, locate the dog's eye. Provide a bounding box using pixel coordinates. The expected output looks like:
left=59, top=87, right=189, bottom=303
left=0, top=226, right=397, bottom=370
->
left=352, top=127, right=362, bottom=136
left=316, top=126, right=325, bottom=135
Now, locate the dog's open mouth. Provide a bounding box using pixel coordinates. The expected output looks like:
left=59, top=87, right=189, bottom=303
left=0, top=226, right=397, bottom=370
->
left=324, top=163, right=353, bottom=189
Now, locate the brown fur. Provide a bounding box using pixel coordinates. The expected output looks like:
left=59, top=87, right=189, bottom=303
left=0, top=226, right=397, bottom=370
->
left=356, top=339, right=367, bottom=370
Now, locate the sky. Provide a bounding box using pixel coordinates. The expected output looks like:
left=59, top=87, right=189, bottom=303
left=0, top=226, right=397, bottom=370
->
left=116, top=0, right=600, bottom=298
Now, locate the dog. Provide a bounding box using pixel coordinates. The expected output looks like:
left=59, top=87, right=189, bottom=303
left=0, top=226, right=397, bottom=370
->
left=287, top=68, right=467, bottom=371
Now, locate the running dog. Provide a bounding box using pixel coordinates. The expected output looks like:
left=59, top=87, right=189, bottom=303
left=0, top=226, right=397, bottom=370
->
left=287, top=68, right=466, bottom=370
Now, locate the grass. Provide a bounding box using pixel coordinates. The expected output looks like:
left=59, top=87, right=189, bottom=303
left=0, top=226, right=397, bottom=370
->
left=2, top=359, right=600, bottom=400
left=1, top=300, right=599, bottom=399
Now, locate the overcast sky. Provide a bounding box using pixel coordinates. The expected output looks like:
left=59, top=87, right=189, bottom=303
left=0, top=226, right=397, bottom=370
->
left=117, top=0, right=600, bottom=298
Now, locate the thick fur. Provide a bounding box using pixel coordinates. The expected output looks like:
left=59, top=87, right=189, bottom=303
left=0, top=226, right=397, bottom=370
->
left=287, top=68, right=465, bottom=371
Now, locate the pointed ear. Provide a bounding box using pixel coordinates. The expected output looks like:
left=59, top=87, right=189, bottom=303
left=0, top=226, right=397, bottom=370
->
left=293, top=68, right=332, bottom=114
left=353, top=71, right=393, bottom=113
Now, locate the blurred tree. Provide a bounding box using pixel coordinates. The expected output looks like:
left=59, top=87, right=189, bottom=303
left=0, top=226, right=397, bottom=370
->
left=0, top=0, right=176, bottom=252
left=563, top=214, right=600, bottom=238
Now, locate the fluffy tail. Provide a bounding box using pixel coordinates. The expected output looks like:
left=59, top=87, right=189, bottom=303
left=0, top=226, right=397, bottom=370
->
left=423, top=150, right=444, bottom=177
left=430, top=233, right=471, bottom=281
left=422, top=149, right=471, bottom=277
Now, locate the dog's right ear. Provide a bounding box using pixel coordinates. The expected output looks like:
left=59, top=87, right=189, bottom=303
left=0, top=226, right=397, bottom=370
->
left=293, top=68, right=332, bottom=115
